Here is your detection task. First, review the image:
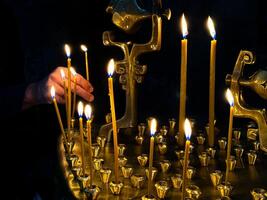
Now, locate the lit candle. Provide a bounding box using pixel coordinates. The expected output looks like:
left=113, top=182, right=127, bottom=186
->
left=225, top=89, right=234, bottom=183
left=147, top=118, right=157, bottom=196
left=60, top=69, right=68, bottom=120
left=107, top=58, right=119, bottom=183
left=65, top=44, right=72, bottom=140
left=178, top=14, right=188, bottom=146
left=207, top=16, right=217, bottom=147
left=182, top=118, right=192, bottom=200
left=81, top=44, right=89, bottom=81
left=85, top=104, right=93, bottom=187
left=78, top=101, right=86, bottom=177
left=70, top=67, right=77, bottom=119
left=50, top=86, right=67, bottom=143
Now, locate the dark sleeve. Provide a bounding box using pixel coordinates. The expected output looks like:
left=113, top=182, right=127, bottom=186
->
left=0, top=84, right=27, bottom=118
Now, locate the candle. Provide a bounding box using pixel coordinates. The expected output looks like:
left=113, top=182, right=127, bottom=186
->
left=207, top=16, right=217, bottom=147
left=182, top=118, right=192, bottom=200
left=78, top=101, right=86, bottom=177
left=50, top=86, right=67, bottom=143
left=225, top=89, right=234, bottom=183
left=85, top=104, right=93, bottom=187
left=107, top=58, right=119, bottom=183
left=178, top=14, right=188, bottom=146
left=60, top=69, right=68, bottom=120
left=147, top=118, right=157, bottom=196
left=65, top=44, right=72, bottom=141
left=70, top=67, right=77, bottom=119
left=81, top=44, right=89, bottom=81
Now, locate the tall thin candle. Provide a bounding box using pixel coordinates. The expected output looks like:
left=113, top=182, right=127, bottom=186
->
left=81, top=45, right=89, bottom=81
left=225, top=89, right=234, bottom=183
left=107, top=59, right=119, bottom=183
left=71, top=67, right=77, bottom=119
left=178, top=14, right=188, bottom=146
left=207, top=16, right=217, bottom=147
left=78, top=101, right=86, bottom=177
left=60, top=69, right=68, bottom=120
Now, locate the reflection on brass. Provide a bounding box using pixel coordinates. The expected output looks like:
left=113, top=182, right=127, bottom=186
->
left=135, top=135, right=144, bottom=145
left=158, top=142, right=167, bottom=155
left=100, top=0, right=171, bottom=140
left=210, top=170, right=223, bottom=187
left=121, top=165, right=133, bottom=178
left=186, top=166, right=196, bottom=180
left=160, top=160, right=171, bottom=173
left=206, top=147, right=216, bottom=159
left=118, top=144, right=126, bottom=156
left=225, top=156, right=236, bottom=171
left=169, top=118, right=176, bottom=130
left=155, top=180, right=169, bottom=199
left=185, top=185, right=202, bottom=199
left=218, top=138, right=227, bottom=150
left=138, top=123, right=146, bottom=136
left=118, top=156, right=128, bottom=167
left=171, top=174, right=183, bottom=189
left=217, top=182, right=233, bottom=197
left=96, top=136, right=106, bottom=148
left=145, top=167, right=158, bottom=181
left=225, top=50, right=267, bottom=152
left=137, top=154, right=148, bottom=167
left=247, top=150, right=257, bottom=165
left=197, top=134, right=206, bottom=145
left=131, top=174, right=146, bottom=189
left=99, top=168, right=112, bottom=184
left=93, top=158, right=104, bottom=171
left=199, top=152, right=210, bottom=167
left=109, top=181, right=124, bottom=195
left=250, top=188, right=267, bottom=200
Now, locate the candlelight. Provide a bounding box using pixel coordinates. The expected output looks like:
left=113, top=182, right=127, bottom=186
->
left=181, top=14, right=188, bottom=38
left=50, top=85, right=55, bottom=99
left=184, top=118, right=192, bottom=140
left=78, top=101, right=84, bottom=117
left=207, top=16, right=216, bottom=39
left=107, top=59, right=115, bottom=76
left=64, top=44, right=71, bottom=57
left=81, top=44, right=88, bottom=52
left=226, top=88, right=234, bottom=106
left=84, top=104, right=92, bottom=120
left=150, top=118, right=157, bottom=136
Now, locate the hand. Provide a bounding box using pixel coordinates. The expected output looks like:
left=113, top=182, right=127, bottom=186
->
left=23, top=66, right=94, bottom=109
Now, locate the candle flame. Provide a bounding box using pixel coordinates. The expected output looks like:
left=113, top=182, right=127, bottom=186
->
left=107, top=59, right=115, bottom=76
left=50, top=86, right=55, bottom=99
left=64, top=44, right=71, bottom=57
left=225, top=88, right=234, bottom=106
left=70, top=67, right=77, bottom=76
left=78, top=101, right=84, bottom=117
left=81, top=44, right=88, bottom=52
left=60, top=69, right=65, bottom=80
left=84, top=104, right=92, bottom=120
left=207, top=16, right=216, bottom=39
left=184, top=118, right=192, bottom=140
left=181, top=13, right=188, bottom=38
left=150, top=118, right=157, bottom=136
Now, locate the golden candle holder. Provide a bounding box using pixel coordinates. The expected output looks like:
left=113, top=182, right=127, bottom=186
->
left=171, top=174, right=183, bottom=189
left=155, top=135, right=165, bottom=144
left=185, top=185, right=202, bottom=199
left=91, top=143, right=101, bottom=158
left=155, top=180, right=169, bottom=199
left=66, top=154, right=79, bottom=168
left=130, top=174, right=146, bottom=189
left=160, top=160, right=171, bottom=173
left=210, top=170, right=223, bottom=187
left=137, top=154, right=148, bottom=167
left=159, top=126, right=168, bottom=136
left=85, top=185, right=101, bottom=200
left=96, top=136, right=106, bottom=148
left=121, top=165, right=133, bottom=178
left=179, top=158, right=190, bottom=168
left=206, top=147, right=216, bottom=159
left=118, top=156, right=128, bottom=167
left=99, top=167, right=112, bottom=184
left=233, top=129, right=241, bottom=141
left=141, top=194, right=157, bottom=200
left=158, top=142, right=168, bottom=155
left=71, top=118, right=76, bottom=129
left=175, top=150, right=185, bottom=160
left=186, top=166, right=196, bottom=180
left=169, top=118, right=176, bottom=130
left=234, top=146, right=244, bottom=158
left=109, top=181, right=124, bottom=195
left=118, top=144, right=126, bottom=157
left=197, top=134, right=206, bottom=145
left=250, top=188, right=267, bottom=200
left=189, top=144, right=195, bottom=154
left=145, top=167, right=158, bottom=182
left=218, top=138, right=227, bottom=150
left=138, top=123, right=146, bottom=137
left=247, top=150, right=257, bottom=165
left=135, top=135, right=144, bottom=145
left=71, top=166, right=82, bottom=180
left=93, top=158, right=104, bottom=171
left=253, top=141, right=260, bottom=151
left=225, top=156, right=236, bottom=171
left=65, top=138, right=75, bottom=155
left=77, top=174, right=90, bottom=191
left=217, top=182, right=233, bottom=197
left=198, top=152, right=210, bottom=167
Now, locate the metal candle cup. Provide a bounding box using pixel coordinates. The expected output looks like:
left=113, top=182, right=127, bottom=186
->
left=155, top=180, right=169, bottom=199
left=210, top=170, right=223, bottom=187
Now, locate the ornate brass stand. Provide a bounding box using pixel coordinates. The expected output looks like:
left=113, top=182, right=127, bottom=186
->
left=225, top=50, right=267, bottom=152
left=99, top=0, right=171, bottom=141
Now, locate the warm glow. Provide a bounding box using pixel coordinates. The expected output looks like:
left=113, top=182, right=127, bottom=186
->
left=64, top=44, right=71, bottom=57
left=181, top=13, right=188, bottom=38
left=78, top=101, right=84, bottom=117
left=50, top=86, right=55, bottom=99
left=150, top=118, right=157, bottom=136
left=184, top=118, right=192, bottom=140
left=81, top=44, right=88, bottom=52
left=107, top=59, right=115, bottom=76
left=225, top=88, right=234, bottom=107
left=84, top=104, right=92, bottom=120
left=207, top=16, right=216, bottom=39
left=70, top=67, right=77, bottom=76
left=60, top=69, right=65, bottom=80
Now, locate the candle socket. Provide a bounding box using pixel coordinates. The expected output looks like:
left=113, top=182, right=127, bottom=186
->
left=250, top=188, right=267, bottom=200
left=186, top=166, right=196, bottom=180
left=105, top=113, right=112, bottom=123
left=210, top=170, right=223, bottom=187
left=118, top=156, right=128, bottom=167
left=99, top=167, right=112, bottom=184
left=197, top=134, right=206, bottom=145
left=64, top=138, right=75, bottom=154
left=109, top=181, right=124, bottom=195
left=179, top=158, right=190, bottom=168
left=217, top=182, right=233, bottom=197
left=158, top=142, right=168, bottom=155
left=96, top=136, right=106, bottom=148
left=71, top=118, right=76, bottom=129
left=135, top=135, right=144, bottom=145
left=160, top=160, right=171, bottom=173
left=71, top=166, right=82, bottom=179
left=118, top=144, right=126, bottom=157
left=85, top=185, right=101, bottom=200
left=199, top=152, right=210, bottom=167
left=185, top=185, right=202, bottom=199
left=234, top=146, right=244, bottom=158
left=233, top=129, right=241, bottom=140
left=171, top=174, right=183, bottom=189
left=141, top=194, right=157, bottom=200
left=206, top=147, right=216, bottom=159
left=155, top=135, right=165, bottom=144
left=155, top=180, right=169, bottom=199
left=169, top=118, right=176, bottom=130
left=138, top=123, right=146, bottom=136
left=159, top=126, right=168, bottom=136
left=137, top=154, right=148, bottom=167
left=247, top=150, right=257, bottom=165
left=77, top=175, right=90, bottom=191
left=253, top=141, right=260, bottom=151
left=218, top=138, right=227, bottom=150
left=225, top=156, right=237, bottom=171
left=175, top=134, right=180, bottom=144
left=145, top=167, right=158, bottom=181
left=93, top=158, right=104, bottom=171
left=131, top=174, right=146, bottom=188
left=91, top=143, right=101, bottom=158
left=175, top=150, right=185, bottom=160
left=121, top=165, right=133, bottom=178
left=66, top=154, right=79, bottom=168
